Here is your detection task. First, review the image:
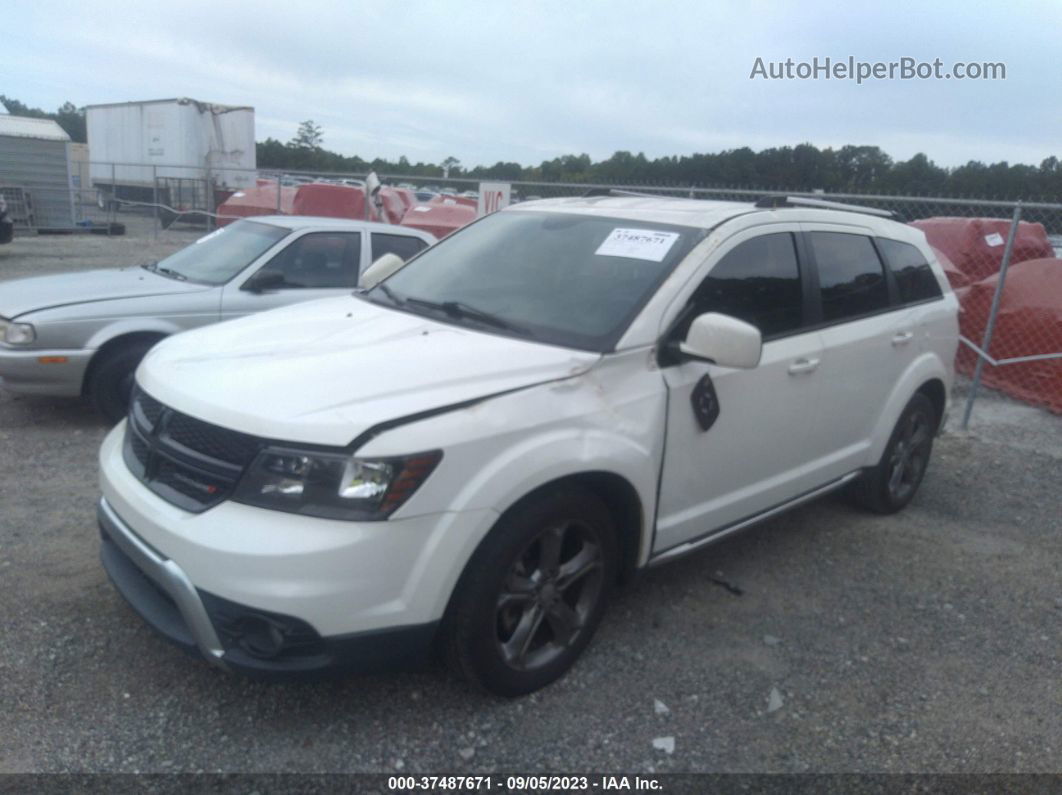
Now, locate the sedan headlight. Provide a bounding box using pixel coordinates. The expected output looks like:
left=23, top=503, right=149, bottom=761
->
left=0, top=318, right=36, bottom=345
left=233, top=447, right=442, bottom=521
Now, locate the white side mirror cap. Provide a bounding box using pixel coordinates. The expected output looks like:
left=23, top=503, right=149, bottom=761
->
left=679, top=312, right=762, bottom=369
left=360, top=252, right=406, bottom=289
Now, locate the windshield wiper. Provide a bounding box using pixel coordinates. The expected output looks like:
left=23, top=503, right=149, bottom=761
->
left=405, top=297, right=531, bottom=336
left=156, top=267, right=188, bottom=281
left=141, top=261, right=187, bottom=281
left=374, top=283, right=406, bottom=306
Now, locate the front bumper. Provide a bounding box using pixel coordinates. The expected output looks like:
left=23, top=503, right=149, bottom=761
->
left=0, top=347, right=94, bottom=396
left=97, top=424, right=498, bottom=677
left=99, top=498, right=439, bottom=678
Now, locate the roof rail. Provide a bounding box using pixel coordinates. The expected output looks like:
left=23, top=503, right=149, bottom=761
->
left=582, top=188, right=665, bottom=199
left=754, top=195, right=895, bottom=218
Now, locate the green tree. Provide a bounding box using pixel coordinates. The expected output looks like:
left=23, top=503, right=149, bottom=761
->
left=290, top=120, right=323, bottom=150
left=55, top=101, right=86, bottom=143
left=441, top=156, right=461, bottom=178
left=0, top=95, right=86, bottom=142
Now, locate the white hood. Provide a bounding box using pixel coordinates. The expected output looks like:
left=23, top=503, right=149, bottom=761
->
left=138, top=295, right=599, bottom=446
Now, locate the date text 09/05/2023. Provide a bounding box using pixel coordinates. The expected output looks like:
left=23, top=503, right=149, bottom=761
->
left=387, top=775, right=663, bottom=791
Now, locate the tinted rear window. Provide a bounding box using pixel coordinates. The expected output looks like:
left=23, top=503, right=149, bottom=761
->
left=877, top=238, right=943, bottom=304
left=809, top=232, right=889, bottom=322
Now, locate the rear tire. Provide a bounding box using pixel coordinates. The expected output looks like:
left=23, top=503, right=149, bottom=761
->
left=446, top=486, right=618, bottom=697
left=88, top=341, right=157, bottom=423
left=850, top=392, right=937, bottom=514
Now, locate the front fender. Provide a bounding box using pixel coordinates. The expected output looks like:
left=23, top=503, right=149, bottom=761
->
left=451, top=428, right=659, bottom=562
left=364, top=355, right=668, bottom=568
left=83, top=318, right=187, bottom=351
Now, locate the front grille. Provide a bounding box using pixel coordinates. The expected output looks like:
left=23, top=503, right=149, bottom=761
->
left=134, top=389, right=165, bottom=429
left=127, top=431, right=150, bottom=476
left=165, top=412, right=260, bottom=466
left=124, top=386, right=263, bottom=513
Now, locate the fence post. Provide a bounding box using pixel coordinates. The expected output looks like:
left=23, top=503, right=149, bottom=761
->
left=276, top=174, right=282, bottom=212
left=109, top=163, right=116, bottom=237
left=152, top=165, right=159, bottom=239
left=960, top=201, right=1022, bottom=429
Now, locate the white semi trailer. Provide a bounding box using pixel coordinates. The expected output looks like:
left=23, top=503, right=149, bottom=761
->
left=86, top=98, right=256, bottom=225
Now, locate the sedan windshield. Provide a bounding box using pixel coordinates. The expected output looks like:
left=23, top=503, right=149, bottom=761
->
left=370, top=211, right=703, bottom=351
left=147, top=220, right=290, bottom=285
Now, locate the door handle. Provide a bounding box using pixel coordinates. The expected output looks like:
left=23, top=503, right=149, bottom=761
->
left=891, top=331, right=914, bottom=346
left=788, top=357, right=820, bottom=375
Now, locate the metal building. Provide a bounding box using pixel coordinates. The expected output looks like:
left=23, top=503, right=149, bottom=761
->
left=0, top=114, right=76, bottom=230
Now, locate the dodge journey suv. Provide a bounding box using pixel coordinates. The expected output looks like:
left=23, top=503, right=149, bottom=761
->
left=97, top=193, right=958, bottom=695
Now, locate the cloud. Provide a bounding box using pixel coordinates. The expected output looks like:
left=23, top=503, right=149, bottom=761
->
left=6, top=0, right=1061, bottom=168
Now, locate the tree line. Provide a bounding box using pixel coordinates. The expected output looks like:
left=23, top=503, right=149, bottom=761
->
left=1, top=95, right=86, bottom=143
left=262, top=125, right=1062, bottom=200
left=4, top=98, right=1059, bottom=200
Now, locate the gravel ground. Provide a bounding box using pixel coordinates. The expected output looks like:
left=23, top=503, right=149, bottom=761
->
left=0, top=226, right=1059, bottom=775
left=0, top=215, right=203, bottom=281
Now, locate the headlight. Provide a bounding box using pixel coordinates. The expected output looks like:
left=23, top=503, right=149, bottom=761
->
left=233, top=446, right=442, bottom=521
left=0, top=319, right=36, bottom=345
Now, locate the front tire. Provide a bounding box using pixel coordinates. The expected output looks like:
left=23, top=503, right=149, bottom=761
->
left=851, top=392, right=937, bottom=514
left=88, top=341, right=157, bottom=423
left=446, top=487, right=618, bottom=697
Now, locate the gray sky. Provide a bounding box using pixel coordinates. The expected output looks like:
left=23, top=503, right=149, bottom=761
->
left=8, top=0, right=1061, bottom=168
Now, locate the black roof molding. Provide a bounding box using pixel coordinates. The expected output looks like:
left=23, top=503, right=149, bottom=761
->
left=581, top=188, right=667, bottom=199
left=754, top=195, right=895, bottom=218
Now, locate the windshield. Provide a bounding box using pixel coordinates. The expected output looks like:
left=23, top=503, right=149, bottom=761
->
left=370, top=211, right=703, bottom=351
left=149, top=220, right=290, bottom=285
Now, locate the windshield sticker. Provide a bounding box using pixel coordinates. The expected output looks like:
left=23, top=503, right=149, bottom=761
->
left=984, top=232, right=1005, bottom=247
left=595, top=228, right=680, bottom=262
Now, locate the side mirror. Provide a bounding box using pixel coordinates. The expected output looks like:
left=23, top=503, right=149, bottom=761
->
left=360, top=252, right=405, bottom=288
left=679, top=312, right=762, bottom=369
left=243, top=270, right=285, bottom=293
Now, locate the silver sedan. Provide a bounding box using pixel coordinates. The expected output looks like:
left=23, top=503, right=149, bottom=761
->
left=0, top=216, right=435, bottom=420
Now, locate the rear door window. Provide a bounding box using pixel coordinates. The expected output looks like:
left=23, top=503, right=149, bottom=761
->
left=809, top=232, right=889, bottom=322
left=371, top=233, right=428, bottom=265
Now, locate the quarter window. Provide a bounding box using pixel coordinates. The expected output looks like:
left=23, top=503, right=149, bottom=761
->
left=877, top=238, right=943, bottom=304
left=691, top=232, right=804, bottom=338
left=259, top=232, right=361, bottom=289
left=809, top=232, right=889, bottom=322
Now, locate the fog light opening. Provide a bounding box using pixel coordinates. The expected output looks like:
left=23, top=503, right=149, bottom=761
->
left=235, top=615, right=287, bottom=659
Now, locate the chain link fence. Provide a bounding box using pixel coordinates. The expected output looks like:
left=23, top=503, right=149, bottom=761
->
left=4, top=162, right=1060, bottom=417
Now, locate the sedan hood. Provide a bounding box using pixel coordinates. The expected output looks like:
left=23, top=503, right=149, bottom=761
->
left=0, top=267, right=211, bottom=319
left=138, top=296, right=600, bottom=446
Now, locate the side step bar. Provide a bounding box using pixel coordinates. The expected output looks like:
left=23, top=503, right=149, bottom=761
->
left=648, top=471, right=862, bottom=567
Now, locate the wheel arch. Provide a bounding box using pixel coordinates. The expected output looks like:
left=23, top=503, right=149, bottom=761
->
left=866, top=353, right=951, bottom=464
left=508, top=471, right=645, bottom=585
left=916, top=377, right=947, bottom=432
left=81, top=330, right=168, bottom=395
left=441, top=469, right=647, bottom=622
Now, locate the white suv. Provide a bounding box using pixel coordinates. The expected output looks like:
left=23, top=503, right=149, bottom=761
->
left=97, top=194, right=958, bottom=695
